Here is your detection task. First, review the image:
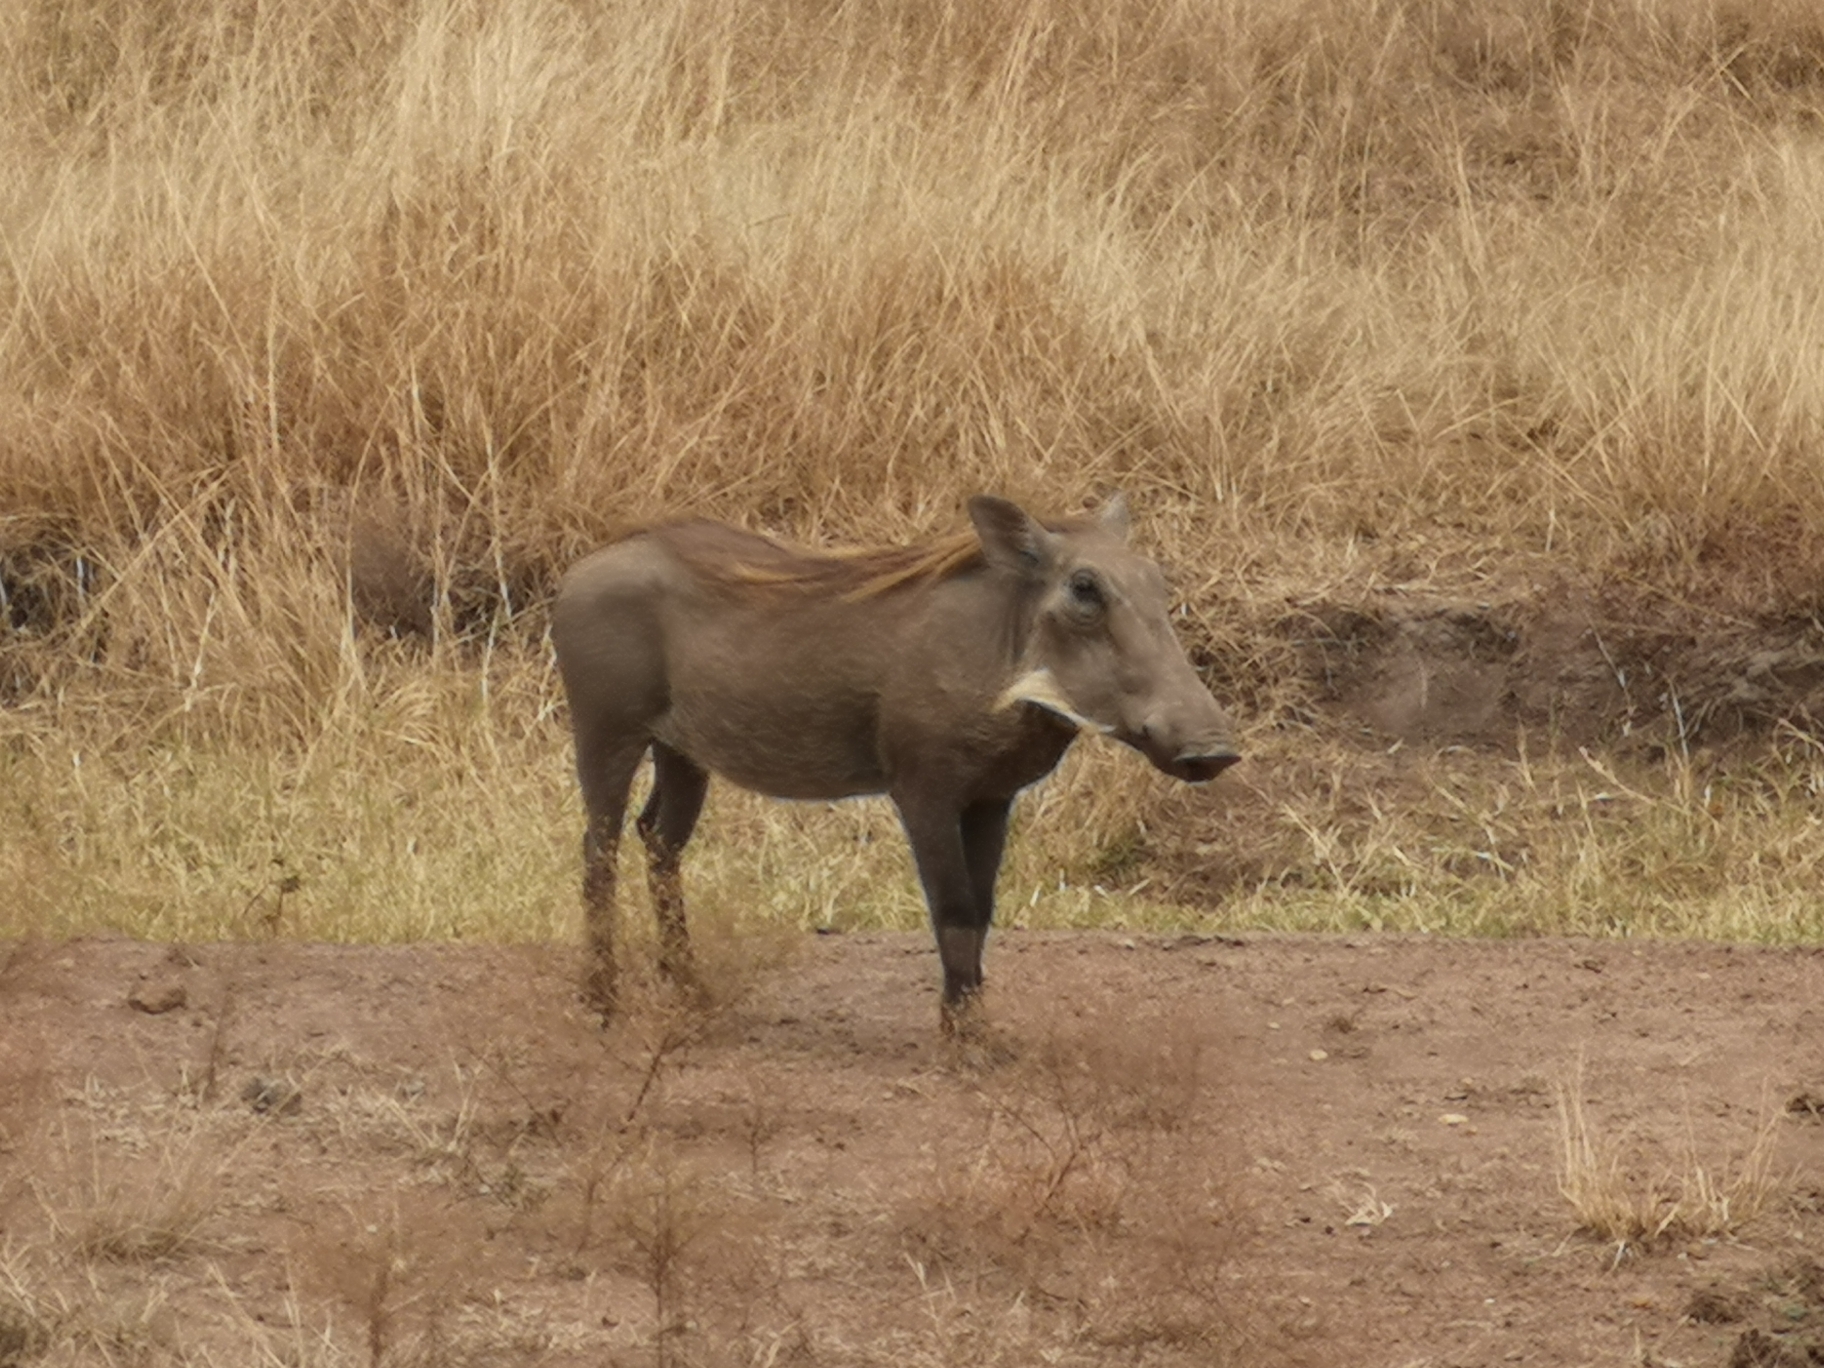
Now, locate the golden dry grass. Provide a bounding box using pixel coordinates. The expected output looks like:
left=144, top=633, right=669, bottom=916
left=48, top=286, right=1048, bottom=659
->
left=4, top=0, right=1824, bottom=948
left=1556, top=1056, right=1786, bottom=1256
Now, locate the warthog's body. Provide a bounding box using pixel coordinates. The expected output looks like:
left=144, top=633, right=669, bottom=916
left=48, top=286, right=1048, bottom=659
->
left=551, top=495, right=1238, bottom=1025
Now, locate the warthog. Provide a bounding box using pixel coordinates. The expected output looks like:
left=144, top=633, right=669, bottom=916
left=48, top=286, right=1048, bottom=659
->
left=551, top=494, right=1238, bottom=1027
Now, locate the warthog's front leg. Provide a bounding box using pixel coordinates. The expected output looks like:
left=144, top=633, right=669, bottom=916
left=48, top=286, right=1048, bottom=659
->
left=960, top=797, right=1012, bottom=988
left=898, top=792, right=1011, bottom=1033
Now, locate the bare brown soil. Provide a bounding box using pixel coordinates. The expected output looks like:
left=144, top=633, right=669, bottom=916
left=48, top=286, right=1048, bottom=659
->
left=7, top=931, right=1824, bottom=1366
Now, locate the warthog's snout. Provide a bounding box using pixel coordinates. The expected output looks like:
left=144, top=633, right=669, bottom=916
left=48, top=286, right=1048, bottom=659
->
left=1164, top=748, right=1242, bottom=784
left=1132, top=716, right=1241, bottom=784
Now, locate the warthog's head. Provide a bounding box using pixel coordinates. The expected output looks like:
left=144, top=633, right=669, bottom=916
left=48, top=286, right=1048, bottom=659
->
left=978, top=494, right=1240, bottom=782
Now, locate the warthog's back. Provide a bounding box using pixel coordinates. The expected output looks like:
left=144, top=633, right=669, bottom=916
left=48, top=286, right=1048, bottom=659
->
left=553, top=524, right=926, bottom=800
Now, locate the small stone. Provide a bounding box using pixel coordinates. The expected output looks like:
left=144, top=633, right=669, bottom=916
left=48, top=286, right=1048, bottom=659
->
left=1308, top=1049, right=1329, bottom=1062
left=242, top=1077, right=303, bottom=1117
left=1685, top=1287, right=1745, bottom=1324
left=128, top=976, right=187, bottom=1015
left=1440, top=1113, right=1469, bottom=1126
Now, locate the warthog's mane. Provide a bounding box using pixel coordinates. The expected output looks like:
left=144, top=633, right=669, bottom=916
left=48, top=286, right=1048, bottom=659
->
left=652, top=512, right=1094, bottom=602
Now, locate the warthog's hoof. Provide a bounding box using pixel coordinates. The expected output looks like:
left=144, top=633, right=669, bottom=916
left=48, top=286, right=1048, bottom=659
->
left=940, top=998, right=1018, bottom=1069
left=582, top=965, right=618, bottom=1022
left=939, top=990, right=988, bottom=1041
left=657, top=948, right=701, bottom=987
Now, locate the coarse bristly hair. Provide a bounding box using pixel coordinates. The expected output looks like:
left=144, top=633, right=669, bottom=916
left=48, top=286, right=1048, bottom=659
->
left=648, top=510, right=1099, bottom=602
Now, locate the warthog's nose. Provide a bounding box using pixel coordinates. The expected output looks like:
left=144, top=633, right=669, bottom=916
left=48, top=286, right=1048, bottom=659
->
left=1134, top=719, right=1241, bottom=783
left=1168, top=747, right=1241, bottom=784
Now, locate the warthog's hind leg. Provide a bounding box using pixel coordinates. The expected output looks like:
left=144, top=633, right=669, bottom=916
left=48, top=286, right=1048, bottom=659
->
left=577, top=732, right=649, bottom=1018
left=637, top=740, right=710, bottom=989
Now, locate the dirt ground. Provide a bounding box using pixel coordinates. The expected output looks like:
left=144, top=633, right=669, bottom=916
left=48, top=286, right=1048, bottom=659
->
left=6, top=930, right=1824, bottom=1368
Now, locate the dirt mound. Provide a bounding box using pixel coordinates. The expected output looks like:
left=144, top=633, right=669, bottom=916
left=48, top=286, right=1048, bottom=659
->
left=1280, top=577, right=1824, bottom=750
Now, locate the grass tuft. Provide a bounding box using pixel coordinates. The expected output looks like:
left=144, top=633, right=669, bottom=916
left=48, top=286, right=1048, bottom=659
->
left=1555, top=1057, right=1785, bottom=1257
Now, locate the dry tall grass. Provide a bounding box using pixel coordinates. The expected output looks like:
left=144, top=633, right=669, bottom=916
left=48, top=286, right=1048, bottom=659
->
left=5, top=0, right=1824, bottom=944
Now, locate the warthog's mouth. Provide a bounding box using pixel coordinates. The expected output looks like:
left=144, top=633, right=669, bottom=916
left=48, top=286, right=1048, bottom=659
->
left=1161, top=749, right=1242, bottom=784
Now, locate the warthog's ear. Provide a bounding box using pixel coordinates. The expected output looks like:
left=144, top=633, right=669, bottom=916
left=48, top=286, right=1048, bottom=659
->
left=1097, top=491, right=1131, bottom=541
left=968, top=496, right=1056, bottom=573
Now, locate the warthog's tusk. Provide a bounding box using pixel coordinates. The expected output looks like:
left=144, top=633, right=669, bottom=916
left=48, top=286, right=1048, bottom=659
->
left=993, top=669, right=1113, bottom=734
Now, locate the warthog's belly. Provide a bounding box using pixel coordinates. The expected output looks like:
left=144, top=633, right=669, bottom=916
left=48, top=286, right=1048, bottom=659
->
left=654, top=690, right=889, bottom=801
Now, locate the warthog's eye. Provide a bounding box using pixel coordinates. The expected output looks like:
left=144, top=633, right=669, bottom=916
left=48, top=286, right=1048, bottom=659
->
left=1066, top=569, right=1104, bottom=613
